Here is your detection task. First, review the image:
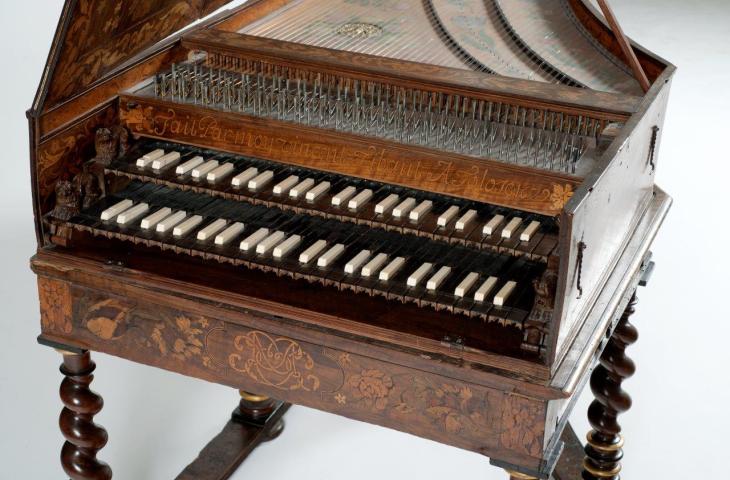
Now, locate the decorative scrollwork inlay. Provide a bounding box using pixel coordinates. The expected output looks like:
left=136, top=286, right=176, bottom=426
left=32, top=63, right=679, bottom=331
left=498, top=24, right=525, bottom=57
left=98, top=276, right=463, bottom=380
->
left=229, top=331, right=321, bottom=392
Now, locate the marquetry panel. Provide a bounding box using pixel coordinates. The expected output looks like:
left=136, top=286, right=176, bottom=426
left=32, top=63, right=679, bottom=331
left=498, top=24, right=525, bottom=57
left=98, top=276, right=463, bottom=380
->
left=38, top=276, right=73, bottom=335
left=43, top=0, right=231, bottom=108
left=38, top=278, right=549, bottom=468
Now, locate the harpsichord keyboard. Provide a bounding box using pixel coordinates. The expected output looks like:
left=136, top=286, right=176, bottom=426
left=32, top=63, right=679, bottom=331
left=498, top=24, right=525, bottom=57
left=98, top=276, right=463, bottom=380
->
left=68, top=141, right=557, bottom=329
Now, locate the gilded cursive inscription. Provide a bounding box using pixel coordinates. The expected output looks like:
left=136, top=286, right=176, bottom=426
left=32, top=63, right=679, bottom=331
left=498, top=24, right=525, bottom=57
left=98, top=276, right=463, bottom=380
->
left=122, top=101, right=577, bottom=213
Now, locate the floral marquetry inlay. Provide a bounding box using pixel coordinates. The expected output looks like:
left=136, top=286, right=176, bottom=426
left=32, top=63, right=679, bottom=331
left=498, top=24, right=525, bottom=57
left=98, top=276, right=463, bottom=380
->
left=347, top=369, right=393, bottom=411
left=38, top=277, right=73, bottom=334
left=550, top=183, right=574, bottom=210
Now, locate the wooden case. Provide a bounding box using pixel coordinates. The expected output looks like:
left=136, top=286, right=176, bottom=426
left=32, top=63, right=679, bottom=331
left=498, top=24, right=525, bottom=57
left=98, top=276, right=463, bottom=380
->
left=28, top=0, right=673, bottom=376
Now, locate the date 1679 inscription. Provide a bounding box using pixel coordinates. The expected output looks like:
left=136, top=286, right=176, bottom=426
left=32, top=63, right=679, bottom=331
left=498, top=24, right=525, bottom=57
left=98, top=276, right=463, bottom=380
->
left=122, top=103, right=574, bottom=214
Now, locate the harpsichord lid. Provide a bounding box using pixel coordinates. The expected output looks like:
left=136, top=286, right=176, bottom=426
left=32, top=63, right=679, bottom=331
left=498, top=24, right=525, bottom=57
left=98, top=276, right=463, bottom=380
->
left=32, top=0, right=667, bottom=115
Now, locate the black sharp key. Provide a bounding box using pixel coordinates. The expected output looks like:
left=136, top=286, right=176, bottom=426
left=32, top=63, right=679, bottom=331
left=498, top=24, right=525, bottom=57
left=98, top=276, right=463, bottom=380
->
left=470, top=256, right=529, bottom=320
left=388, top=240, right=451, bottom=304
left=450, top=204, right=491, bottom=247
left=531, top=234, right=558, bottom=261
left=418, top=244, right=477, bottom=309
left=424, top=246, right=484, bottom=311
left=336, top=232, right=391, bottom=292
left=499, top=214, right=537, bottom=256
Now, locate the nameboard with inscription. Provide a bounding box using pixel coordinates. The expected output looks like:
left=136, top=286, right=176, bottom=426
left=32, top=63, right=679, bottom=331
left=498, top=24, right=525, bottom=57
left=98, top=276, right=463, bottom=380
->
left=120, top=96, right=580, bottom=216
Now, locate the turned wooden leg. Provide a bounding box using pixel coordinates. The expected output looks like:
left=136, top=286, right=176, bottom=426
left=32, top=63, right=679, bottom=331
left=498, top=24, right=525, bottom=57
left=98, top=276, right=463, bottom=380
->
left=505, top=470, right=538, bottom=480
left=58, top=350, right=112, bottom=480
left=582, top=293, right=639, bottom=480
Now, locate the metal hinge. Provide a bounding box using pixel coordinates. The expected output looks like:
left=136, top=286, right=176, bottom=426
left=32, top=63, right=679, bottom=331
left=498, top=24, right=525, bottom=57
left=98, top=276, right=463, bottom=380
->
left=647, top=125, right=660, bottom=171
left=576, top=240, right=587, bottom=299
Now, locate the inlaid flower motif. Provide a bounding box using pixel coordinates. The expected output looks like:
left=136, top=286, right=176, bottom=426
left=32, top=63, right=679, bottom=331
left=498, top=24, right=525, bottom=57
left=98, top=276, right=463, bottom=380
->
left=347, top=369, right=393, bottom=411
left=171, top=316, right=204, bottom=360
left=339, top=353, right=352, bottom=366
left=550, top=183, right=574, bottom=210
left=334, top=393, right=347, bottom=405
left=38, top=278, right=73, bottom=334
left=500, top=395, right=544, bottom=457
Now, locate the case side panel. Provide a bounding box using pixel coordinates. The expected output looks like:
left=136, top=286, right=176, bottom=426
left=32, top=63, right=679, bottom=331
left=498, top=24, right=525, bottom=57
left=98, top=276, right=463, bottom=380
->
left=547, top=68, right=674, bottom=368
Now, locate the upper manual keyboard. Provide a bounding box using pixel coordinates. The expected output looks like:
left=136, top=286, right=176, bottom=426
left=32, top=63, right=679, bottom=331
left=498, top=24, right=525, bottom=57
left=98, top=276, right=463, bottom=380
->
left=107, top=141, right=559, bottom=262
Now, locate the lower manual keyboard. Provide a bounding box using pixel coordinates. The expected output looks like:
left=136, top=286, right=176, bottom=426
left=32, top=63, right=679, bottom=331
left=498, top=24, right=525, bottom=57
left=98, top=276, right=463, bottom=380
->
left=67, top=182, right=545, bottom=328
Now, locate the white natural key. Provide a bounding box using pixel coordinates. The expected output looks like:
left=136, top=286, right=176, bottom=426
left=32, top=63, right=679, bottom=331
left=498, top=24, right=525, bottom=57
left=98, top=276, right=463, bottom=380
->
left=361, top=253, right=388, bottom=277
left=100, top=199, right=133, bottom=221
left=273, top=235, right=302, bottom=258
left=317, top=244, right=345, bottom=267
left=501, top=217, right=523, bottom=239
left=214, top=222, right=244, bottom=245
left=407, top=262, right=433, bottom=287
left=455, top=209, right=478, bottom=231
left=494, top=281, right=517, bottom=306
left=454, top=272, right=480, bottom=298
left=140, top=207, right=171, bottom=230
left=256, top=230, right=286, bottom=254
left=305, top=181, right=330, bottom=201
left=375, top=194, right=399, bottom=215
left=196, top=219, right=227, bottom=241
left=173, top=215, right=203, bottom=237
left=520, top=221, right=541, bottom=242
left=240, top=227, right=269, bottom=251
left=191, top=160, right=219, bottom=179
left=348, top=189, right=373, bottom=210
left=437, top=206, right=459, bottom=227
left=379, top=257, right=405, bottom=281
left=426, top=266, right=451, bottom=291
left=289, top=178, right=315, bottom=199
left=273, top=175, right=299, bottom=195
left=299, top=240, right=327, bottom=264
left=175, top=156, right=204, bottom=175
left=331, top=186, right=356, bottom=206
left=248, top=170, right=274, bottom=190
left=483, top=214, right=505, bottom=235
left=151, top=151, right=181, bottom=170
left=136, top=149, right=165, bottom=168
left=345, top=250, right=370, bottom=274
left=156, top=211, right=187, bottom=233
left=116, top=203, right=149, bottom=225
left=409, top=200, right=433, bottom=222
left=393, top=197, right=417, bottom=218
left=207, top=163, right=235, bottom=182
left=474, top=276, right=499, bottom=302
left=231, top=167, right=258, bottom=187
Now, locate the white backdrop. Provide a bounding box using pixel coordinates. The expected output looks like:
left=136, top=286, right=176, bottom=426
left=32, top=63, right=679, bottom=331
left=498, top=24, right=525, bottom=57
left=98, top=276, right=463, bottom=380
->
left=1, top=1, right=728, bottom=478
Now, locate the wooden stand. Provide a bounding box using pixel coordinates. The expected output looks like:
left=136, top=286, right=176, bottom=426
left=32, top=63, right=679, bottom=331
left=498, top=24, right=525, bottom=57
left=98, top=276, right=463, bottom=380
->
left=175, top=391, right=290, bottom=480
